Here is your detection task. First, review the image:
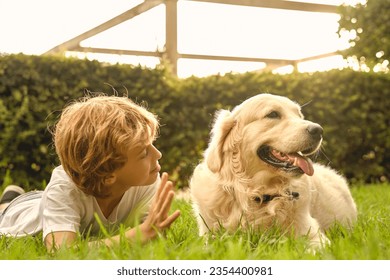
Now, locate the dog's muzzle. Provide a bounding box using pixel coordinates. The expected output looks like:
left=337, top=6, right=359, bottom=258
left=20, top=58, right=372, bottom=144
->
left=257, top=146, right=317, bottom=176
left=256, top=123, right=322, bottom=176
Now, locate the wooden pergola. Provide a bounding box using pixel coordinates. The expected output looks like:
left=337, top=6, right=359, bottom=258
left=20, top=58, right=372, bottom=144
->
left=44, top=0, right=339, bottom=76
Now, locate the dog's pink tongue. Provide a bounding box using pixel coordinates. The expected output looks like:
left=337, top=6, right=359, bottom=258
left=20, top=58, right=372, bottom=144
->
left=289, top=153, right=314, bottom=176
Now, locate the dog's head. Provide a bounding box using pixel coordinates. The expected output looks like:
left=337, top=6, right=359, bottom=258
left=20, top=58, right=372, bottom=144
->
left=204, top=93, right=322, bottom=183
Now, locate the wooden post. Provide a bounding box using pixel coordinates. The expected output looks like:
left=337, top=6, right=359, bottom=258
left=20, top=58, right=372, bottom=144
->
left=165, top=0, right=178, bottom=76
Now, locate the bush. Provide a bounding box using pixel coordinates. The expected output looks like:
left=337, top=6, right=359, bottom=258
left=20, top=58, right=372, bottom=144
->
left=0, top=54, right=388, bottom=189
left=0, top=54, right=175, bottom=189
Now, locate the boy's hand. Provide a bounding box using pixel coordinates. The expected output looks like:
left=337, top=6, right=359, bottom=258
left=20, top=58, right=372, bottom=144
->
left=139, top=172, right=181, bottom=241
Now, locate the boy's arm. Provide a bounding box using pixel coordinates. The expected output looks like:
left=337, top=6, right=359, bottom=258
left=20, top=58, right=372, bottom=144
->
left=101, top=172, right=181, bottom=246
left=45, top=231, right=77, bottom=250
left=45, top=173, right=180, bottom=250
left=139, top=172, right=181, bottom=241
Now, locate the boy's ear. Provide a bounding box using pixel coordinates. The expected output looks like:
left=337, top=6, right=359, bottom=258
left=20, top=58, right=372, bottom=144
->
left=104, top=174, right=117, bottom=186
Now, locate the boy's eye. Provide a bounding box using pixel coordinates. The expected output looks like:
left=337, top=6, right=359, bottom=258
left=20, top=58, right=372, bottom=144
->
left=141, top=146, right=149, bottom=158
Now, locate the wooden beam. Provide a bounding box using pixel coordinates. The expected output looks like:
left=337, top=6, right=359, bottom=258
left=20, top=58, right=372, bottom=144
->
left=179, top=53, right=295, bottom=66
left=186, top=0, right=338, bottom=13
left=295, top=51, right=339, bottom=63
left=67, top=47, right=296, bottom=67
left=71, top=46, right=162, bottom=57
left=44, top=0, right=163, bottom=54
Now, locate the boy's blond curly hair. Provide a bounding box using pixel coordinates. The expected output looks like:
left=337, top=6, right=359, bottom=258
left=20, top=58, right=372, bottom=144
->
left=53, top=94, right=159, bottom=197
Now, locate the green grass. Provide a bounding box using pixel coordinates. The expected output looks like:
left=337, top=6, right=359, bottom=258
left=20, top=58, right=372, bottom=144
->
left=1, top=184, right=389, bottom=260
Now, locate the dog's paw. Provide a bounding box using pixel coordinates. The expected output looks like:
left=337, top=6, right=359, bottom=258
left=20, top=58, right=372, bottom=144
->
left=307, top=233, right=330, bottom=253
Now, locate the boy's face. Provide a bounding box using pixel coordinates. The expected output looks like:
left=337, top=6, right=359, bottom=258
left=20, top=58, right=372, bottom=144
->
left=111, top=142, right=162, bottom=189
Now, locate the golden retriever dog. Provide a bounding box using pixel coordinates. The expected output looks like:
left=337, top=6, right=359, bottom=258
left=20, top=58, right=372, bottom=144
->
left=190, top=93, right=357, bottom=247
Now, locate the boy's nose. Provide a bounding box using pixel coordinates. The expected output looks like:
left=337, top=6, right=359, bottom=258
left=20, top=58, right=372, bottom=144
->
left=152, top=145, right=162, bottom=160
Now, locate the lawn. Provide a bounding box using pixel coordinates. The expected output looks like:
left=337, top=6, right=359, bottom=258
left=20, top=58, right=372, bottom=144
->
left=0, top=184, right=389, bottom=260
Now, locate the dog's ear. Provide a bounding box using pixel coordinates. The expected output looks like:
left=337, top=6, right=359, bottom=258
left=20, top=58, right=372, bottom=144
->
left=205, top=109, right=236, bottom=173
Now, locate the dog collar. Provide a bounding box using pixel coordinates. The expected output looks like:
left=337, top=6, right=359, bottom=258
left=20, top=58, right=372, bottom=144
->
left=254, top=191, right=299, bottom=203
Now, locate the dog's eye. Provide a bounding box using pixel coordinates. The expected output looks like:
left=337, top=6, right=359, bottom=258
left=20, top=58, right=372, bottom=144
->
left=265, top=111, right=281, bottom=119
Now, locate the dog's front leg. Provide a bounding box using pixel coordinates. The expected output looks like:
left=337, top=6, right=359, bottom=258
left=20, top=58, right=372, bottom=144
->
left=293, top=213, right=330, bottom=250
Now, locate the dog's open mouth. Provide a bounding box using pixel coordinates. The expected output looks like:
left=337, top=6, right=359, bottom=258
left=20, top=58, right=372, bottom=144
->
left=257, top=145, right=315, bottom=176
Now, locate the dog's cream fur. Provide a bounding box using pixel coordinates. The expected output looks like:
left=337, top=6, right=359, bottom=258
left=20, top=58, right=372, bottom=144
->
left=190, top=94, right=357, bottom=246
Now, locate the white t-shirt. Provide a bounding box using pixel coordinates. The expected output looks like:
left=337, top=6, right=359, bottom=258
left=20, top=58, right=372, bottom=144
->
left=0, top=166, right=157, bottom=241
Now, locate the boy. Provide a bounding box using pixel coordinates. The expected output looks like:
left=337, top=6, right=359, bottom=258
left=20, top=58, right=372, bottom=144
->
left=0, top=95, right=180, bottom=250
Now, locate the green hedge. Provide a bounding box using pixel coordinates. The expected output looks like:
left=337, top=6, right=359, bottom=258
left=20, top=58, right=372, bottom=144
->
left=0, top=54, right=176, bottom=189
left=0, top=54, right=388, bottom=189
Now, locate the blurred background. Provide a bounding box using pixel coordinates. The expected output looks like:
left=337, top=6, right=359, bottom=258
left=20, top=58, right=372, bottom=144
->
left=2, top=0, right=386, bottom=78
left=0, top=0, right=389, bottom=188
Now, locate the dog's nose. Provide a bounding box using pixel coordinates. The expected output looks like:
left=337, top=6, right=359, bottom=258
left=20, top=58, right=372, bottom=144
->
left=306, top=124, right=323, bottom=139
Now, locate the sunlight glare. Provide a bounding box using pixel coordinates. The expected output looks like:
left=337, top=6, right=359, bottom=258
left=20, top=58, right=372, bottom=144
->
left=0, top=0, right=365, bottom=78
